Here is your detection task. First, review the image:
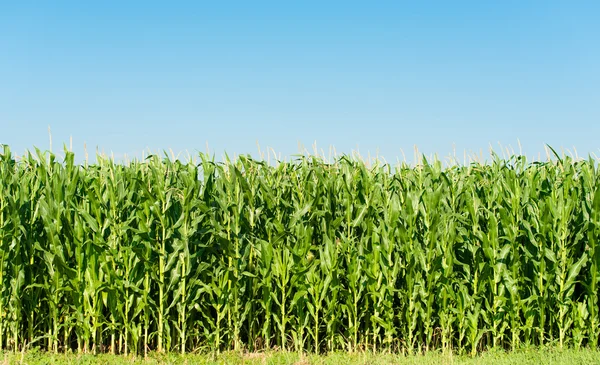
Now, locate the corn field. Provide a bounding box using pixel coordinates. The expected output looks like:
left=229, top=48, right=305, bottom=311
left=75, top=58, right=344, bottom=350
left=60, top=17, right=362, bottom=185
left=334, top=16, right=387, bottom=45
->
left=0, top=145, right=599, bottom=355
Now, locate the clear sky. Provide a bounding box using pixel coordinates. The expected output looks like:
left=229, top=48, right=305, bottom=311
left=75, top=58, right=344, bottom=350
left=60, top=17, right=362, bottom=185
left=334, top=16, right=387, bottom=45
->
left=1, top=1, right=599, bottom=162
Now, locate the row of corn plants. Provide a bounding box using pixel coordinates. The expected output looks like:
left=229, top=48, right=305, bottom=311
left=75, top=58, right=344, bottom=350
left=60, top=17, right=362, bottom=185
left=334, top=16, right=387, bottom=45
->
left=0, top=145, right=599, bottom=355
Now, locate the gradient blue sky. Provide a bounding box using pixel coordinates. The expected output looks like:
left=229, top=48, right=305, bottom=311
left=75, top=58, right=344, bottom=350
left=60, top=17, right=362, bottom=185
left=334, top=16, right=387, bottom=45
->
left=1, top=1, right=599, bottom=162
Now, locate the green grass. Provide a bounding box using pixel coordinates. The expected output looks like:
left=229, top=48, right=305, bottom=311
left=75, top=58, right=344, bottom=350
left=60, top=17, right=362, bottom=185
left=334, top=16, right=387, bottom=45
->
left=2, top=348, right=600, bottom=365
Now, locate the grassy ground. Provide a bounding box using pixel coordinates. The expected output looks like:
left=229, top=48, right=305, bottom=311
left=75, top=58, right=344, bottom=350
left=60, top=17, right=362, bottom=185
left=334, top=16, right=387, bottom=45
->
left=2, top=348, right=600, bottom=365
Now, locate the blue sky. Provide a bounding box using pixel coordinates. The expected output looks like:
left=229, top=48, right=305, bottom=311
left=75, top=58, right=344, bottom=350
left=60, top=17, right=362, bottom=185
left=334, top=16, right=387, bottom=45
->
left=1, top=1, right=599, bottom=162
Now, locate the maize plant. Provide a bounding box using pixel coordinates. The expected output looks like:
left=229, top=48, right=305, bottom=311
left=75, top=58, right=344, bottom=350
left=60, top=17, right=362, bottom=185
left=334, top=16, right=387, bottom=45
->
left=0, top=144, right=599, bottom=355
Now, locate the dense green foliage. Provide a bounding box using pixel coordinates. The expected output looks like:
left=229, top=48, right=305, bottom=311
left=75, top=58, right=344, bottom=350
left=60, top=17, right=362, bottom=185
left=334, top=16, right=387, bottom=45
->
left=1, top=145, right=599, bottom=355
